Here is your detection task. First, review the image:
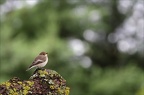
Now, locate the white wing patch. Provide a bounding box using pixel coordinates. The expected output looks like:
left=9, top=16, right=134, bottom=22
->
left=33, top=59, right=43, bottom=65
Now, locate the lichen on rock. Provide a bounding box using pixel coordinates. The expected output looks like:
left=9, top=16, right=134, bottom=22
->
left=0, top=69, right=70, bottom=95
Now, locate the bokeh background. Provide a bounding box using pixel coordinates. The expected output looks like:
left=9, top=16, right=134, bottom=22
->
left=0, top=0, right=144, bottom=95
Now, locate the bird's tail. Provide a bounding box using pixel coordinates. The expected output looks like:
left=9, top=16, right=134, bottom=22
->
left=26, top=66, right=34, bottom=71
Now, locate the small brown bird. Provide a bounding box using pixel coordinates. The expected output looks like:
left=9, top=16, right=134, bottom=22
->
left=26, top=52, right=48, bottom=71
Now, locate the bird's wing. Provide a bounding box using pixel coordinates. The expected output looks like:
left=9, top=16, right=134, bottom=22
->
left=32, top=55, right=46, bottom=65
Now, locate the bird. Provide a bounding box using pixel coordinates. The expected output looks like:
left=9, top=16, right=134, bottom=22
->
left=26, top=52, right=48, bottom=71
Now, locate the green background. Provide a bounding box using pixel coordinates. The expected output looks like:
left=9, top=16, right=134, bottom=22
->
left=0, top=0, right=144, bottom=95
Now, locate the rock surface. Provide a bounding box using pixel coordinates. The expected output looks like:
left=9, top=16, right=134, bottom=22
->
left=0, top=69, right=70, bottom=95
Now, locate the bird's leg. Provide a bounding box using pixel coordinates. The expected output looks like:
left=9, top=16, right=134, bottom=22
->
left=36, top=68, right=41, bottom=71
left=41, top=67, right=45, bottom=70
left=33, top=68, right=40, bottom=74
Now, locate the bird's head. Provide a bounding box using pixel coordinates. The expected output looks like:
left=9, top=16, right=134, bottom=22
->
left=39, top=52, right=48, bottom=56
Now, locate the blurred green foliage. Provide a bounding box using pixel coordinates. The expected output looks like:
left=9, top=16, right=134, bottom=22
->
left=0, top=0, right=144, bottom=95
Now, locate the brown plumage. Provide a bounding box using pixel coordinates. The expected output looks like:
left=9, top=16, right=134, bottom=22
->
left=26, top=52, right=48, bottom=71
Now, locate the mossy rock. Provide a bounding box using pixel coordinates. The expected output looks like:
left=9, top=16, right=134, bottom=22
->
left=0, top=69, right=70, bottom=95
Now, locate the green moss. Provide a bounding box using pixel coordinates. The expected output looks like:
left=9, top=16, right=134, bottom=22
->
left=0, top=69, right=70, bottom=95
left=65, top=87, right=70, bottom=95
left=18, top=81, right=22, bottom=84
left=38, top=69, right=48, bottom=77
left=23, top=90, right=28, bottom=95
left=2, top=81, right=11, bottom=89
left=26, top=81, right=34, bottom=86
